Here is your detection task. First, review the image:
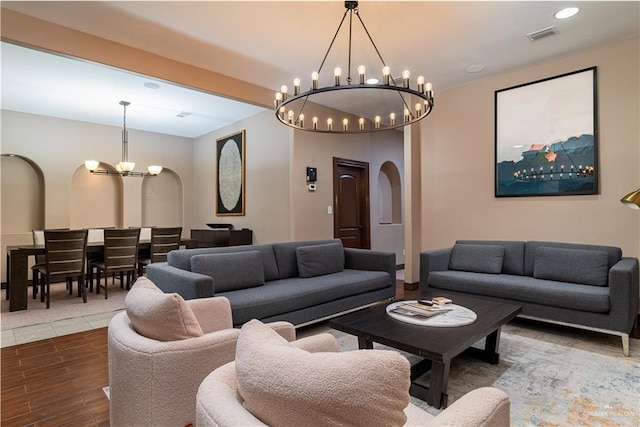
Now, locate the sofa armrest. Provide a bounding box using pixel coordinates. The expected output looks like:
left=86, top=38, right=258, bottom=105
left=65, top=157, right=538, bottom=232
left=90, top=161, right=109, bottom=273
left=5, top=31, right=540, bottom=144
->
left=146, top=262, right=214, bottom=300
left=419, top=248, right=452, bottom=292
left=187, top=297, right=233, bottom=333
left=266, top=321, right=296, bottom=342
left=609, top=257, right=640, bottom=332
left=430, top=387, right=510, bottom=427
left=344, top=248, right=396, bottom=282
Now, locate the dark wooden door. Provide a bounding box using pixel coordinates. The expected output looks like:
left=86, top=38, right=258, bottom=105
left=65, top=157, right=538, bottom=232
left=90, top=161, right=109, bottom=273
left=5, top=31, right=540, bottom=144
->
left=333, top=157, right=370, bottom=249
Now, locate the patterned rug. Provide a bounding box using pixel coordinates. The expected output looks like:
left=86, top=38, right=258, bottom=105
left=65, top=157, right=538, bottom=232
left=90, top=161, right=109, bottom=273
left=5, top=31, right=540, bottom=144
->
left=300, top=319, right=640, bottom=426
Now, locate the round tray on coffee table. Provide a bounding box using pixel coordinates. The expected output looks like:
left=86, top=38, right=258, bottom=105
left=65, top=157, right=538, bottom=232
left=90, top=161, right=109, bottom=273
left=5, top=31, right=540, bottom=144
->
left=386, top=300, right=477, bottom=327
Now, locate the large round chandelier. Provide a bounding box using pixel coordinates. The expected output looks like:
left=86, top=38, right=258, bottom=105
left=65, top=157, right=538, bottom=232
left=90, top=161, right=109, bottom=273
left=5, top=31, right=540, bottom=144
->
left=274, top=1, right=434, bottom=134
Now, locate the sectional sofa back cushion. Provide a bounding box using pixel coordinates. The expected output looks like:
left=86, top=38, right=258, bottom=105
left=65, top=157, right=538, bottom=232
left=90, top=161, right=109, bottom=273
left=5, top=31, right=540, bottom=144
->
left=449, top=243, right=505, bottom=274
left=235, top=319, right=410, bottom=427
left=525, top=241, right=622, bottom=277
left=124, top=277, right=204, bottom=341
left=191, top=251, right=265, bottom=293
left=456, top=240, right=525, bottom=275
left=533, top=247, right=610, bottom=287
left=273, top=239, right=341, bottom=279
left=168, top=244, right=279, bottom=282
left=296, top=242, right=345, bottom=278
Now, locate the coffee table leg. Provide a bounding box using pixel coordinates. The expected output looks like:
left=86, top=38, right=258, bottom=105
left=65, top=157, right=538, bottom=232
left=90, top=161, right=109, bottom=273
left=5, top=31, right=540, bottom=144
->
left=428, top=359, right=450, bottom=408
left=357, top=336, right=373, bottom=349
left=484, top=328, right=501, bottom=365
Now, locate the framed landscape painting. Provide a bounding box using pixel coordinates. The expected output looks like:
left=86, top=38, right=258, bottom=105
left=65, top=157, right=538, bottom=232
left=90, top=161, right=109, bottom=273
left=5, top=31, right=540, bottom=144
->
left=216, top=130, right=246, bottom=216
left=495, top=67, right=598, bottom=197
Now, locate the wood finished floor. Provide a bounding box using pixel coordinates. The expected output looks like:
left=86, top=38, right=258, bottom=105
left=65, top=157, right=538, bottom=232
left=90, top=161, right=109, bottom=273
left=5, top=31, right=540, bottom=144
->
left=0, top=281, right=415, bottom=426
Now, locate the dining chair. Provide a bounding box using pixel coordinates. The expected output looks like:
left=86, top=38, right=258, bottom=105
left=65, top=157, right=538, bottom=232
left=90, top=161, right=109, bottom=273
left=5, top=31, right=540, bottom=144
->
left=40, top=229, right=89, bottom=309
left=31, top=230, right=45, bottom=299
left=137, top=226, right=182, bottom=276
left=95, top=228, right=141, bottom=299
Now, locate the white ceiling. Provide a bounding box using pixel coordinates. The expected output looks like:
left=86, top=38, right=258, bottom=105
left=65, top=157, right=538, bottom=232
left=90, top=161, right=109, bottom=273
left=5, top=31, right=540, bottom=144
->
left=1, top=1, right=638, bottom=138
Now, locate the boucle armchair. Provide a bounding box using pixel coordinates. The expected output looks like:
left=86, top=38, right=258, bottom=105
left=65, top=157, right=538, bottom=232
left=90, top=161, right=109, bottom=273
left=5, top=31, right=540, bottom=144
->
left=107, top=277, right=295, bottom=427
left=196, top=319, right=511, bottom=427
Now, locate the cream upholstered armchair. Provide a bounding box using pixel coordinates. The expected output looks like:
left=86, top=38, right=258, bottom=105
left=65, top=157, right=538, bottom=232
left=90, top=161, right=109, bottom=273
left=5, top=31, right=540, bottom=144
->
left=107, top=277, right=295, bottom=427
left=196, top=319, right=511, bottom=427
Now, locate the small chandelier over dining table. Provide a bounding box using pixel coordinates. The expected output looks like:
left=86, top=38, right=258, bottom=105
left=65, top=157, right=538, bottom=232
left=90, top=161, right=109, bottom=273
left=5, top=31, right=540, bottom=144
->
left=84, top=100, right=162, bottom=177
left=274, top=1, right=434, bottom=134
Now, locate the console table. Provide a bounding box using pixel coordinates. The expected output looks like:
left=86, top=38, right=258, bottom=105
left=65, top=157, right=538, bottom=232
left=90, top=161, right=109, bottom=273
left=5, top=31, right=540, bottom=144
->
left=190, top=228, right=253, bottom=248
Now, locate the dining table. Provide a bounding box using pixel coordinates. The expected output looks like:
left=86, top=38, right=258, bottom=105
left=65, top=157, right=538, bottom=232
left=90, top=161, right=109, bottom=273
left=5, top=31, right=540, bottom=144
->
left=5, top=238, right=198, bottom=312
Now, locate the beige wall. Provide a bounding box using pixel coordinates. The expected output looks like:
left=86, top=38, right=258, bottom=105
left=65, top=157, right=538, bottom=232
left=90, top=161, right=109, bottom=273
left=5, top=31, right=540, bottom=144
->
left=421, top=37, right=640, bottom=258
left=1, top=110, right=194, bottom=280
left=193, top=110, right=292, bottom=244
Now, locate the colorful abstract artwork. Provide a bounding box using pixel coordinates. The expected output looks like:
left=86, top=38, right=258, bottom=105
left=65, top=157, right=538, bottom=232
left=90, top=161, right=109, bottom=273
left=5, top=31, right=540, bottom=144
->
left=495, top=67, right=598, bottom=197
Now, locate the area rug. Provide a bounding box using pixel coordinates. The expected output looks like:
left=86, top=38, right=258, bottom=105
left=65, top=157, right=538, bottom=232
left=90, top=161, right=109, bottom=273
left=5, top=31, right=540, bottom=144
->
left=301, top=320, right=640, bottom=426
left=1, top=281, right=128, bottom=330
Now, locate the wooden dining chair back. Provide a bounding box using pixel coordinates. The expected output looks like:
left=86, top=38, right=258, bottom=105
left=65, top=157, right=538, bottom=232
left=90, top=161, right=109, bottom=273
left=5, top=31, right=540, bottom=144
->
left=96, top=228, right=141, bottom=299
left=41, top=229, right=89, bottom=309
left=137, top=227, right=182, bottom=275
left=31, top=230, right=46, bottom=300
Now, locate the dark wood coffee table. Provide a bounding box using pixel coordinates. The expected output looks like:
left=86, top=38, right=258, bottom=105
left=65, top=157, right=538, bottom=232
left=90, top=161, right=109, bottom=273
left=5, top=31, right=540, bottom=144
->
left=329, top=291, right=521, bottom=409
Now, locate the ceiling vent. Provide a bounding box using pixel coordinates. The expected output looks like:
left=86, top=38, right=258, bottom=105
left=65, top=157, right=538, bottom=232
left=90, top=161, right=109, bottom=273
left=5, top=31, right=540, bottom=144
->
left=526, top=26, right=559, bottom=42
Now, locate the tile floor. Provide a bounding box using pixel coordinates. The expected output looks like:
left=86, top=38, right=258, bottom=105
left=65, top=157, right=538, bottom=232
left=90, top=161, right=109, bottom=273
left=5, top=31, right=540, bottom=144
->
left=1, top=309, right=123, bottom=348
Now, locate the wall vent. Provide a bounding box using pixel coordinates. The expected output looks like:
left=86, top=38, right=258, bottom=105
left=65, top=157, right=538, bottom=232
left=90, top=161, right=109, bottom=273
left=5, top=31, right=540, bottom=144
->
left=526, top=26, right=559, bottom=42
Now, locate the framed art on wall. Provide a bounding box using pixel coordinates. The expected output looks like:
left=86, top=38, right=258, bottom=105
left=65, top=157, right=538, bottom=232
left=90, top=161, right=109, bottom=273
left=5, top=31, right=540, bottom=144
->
left=495, top=67, right=598, bottom=197
left=216, top=130, right=246, bottom=216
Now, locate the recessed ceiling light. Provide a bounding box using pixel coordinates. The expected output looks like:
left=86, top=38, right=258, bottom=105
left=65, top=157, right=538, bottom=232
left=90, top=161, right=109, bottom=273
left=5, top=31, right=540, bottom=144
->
left=554, top=7, right=579, bottom=20
left=144, top=82, right=160, bottom=89
left=465, top=64, right=486, bottom=73
left=366, top=77, right=379, bottom=84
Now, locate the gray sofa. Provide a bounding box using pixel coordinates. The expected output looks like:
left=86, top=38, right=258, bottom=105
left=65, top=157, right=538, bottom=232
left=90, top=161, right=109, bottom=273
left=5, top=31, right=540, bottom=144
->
left=146, top=239, right=395, bottom=327
left=420, top=240, right=639, bottom=356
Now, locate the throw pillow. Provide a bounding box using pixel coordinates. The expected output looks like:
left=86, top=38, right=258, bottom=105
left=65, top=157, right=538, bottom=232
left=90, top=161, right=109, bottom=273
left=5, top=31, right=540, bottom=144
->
left=449, top=243, right=504, bottom=274
left=235, top=319, right=410, bottom=427
left=533, top=247, right=609, bottom=287
left=124, top=276, right=203, bottom=341
left=190, top=251, right=265, bottom=293
left=296, top=242, right=345, bottom=278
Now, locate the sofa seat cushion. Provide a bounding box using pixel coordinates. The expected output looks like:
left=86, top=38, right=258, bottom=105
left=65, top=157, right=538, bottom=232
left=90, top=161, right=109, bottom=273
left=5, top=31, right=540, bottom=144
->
left=224, top=269, right=390, bottom=325
left=235, top=319, right=410, bottom=427
left=190, top=251, right=265, bottom=292
left=125, top=277, right=204, bottom=341
left=449, top=243, right=504, bottom=274
left=296, top=242, right=345, bottom=278
left=427, top=271, right=609, bottom=313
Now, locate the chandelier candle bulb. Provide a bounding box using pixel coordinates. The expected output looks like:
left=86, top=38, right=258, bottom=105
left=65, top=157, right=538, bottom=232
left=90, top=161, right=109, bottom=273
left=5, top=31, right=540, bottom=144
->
left=327, top=118, right=333, bottom=131
left=343, top=118, right=348, bottom=131
left=358, top=65, right=366, bottom=84
left=402, top=70, right=410, bottom=88
left=280, top=85, right=288, bottom=101
left=375, top=116, right=381, bottom=129
left=404, top=108, right=410, bottom=122
left=299, top=114, right=305, bottom=127
left=334, top=67, right=342, bottom=86
left=359, top=118, right=365, bottom=131
left=417, top=75, right=425, bottom=93
left=382, top=66, right=391, bottom=85
left=288, top=110, right=294, bottom=124
left=426, top=82, right=433, bottom=99
left=312, top=116, right=318, bottom=130
left=415, top=103, right=422, bottom=116
left=311, top=71, right=319, bottom=90
left=147, top=165, right=163, bottom=175
left=293, top=78, right=301, bottom=95
left=390, top=112, right=396, bottom=126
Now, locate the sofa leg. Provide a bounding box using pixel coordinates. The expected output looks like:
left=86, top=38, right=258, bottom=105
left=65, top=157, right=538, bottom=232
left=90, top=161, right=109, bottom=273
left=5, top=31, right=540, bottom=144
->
left=622, top=334, right=629, bottom=357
